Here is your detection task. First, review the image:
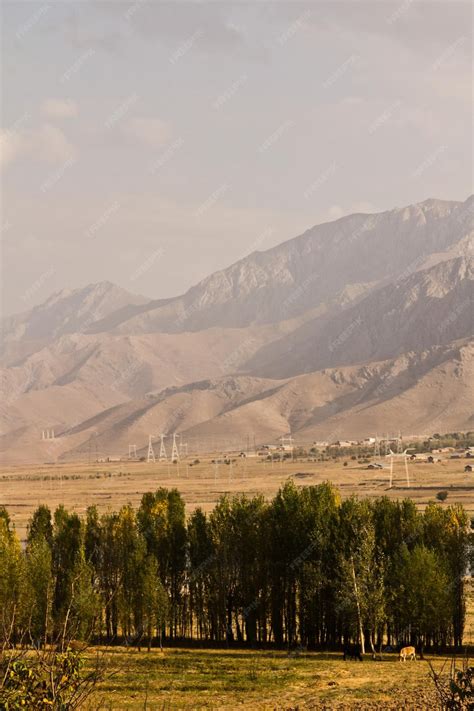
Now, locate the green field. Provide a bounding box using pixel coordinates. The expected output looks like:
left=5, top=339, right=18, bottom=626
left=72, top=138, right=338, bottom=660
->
left=86, top=647, right=455, bottom=709
left=86, top=579, right=474, bottom=708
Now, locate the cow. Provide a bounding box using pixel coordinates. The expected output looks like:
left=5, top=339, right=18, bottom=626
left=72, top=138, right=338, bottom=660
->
left=399, top=646, right=416, bottom=662
left=343, top=642, right=363, bottom=661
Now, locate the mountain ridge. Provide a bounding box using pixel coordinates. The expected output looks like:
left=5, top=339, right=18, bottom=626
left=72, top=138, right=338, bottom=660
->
left=85, top=195, right=472, bottom=335
left=1, top=195, right=473, bottom=463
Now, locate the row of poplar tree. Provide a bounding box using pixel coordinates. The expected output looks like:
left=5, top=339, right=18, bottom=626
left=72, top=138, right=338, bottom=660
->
left=0, top=481, right=471, bottom=653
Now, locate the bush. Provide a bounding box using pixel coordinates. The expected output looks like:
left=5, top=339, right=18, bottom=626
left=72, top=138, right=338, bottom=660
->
left=437, top=490, right=449, bottom=502
left=429, top=656, right=473, bottom=709
left=0, top=649, right=103, bottom=710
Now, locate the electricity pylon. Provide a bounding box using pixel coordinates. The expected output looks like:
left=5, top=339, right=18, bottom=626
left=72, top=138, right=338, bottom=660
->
left=147, top=435, right=156, bottom=463
left=171, top=433, right=180, bottom=461
left=159, top=434, right=168, bottom=461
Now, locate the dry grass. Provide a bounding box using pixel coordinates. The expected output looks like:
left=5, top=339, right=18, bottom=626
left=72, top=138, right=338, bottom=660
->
left=4, top=455, right=473, bottom=708
left=86, top=646, right=456, bottom=709
left=2, top=455, right=473, bottom=543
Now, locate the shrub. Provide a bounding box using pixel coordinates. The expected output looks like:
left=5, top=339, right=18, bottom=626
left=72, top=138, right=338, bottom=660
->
left=0, top=649, right=104, bottom=710
left=436, top=490, right=449, bottom=502
left=429, top=656, right=473, bottom=709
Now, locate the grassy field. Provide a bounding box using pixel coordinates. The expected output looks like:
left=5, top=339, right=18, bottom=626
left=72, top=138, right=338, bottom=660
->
left=3, top=455, right=473, bottom=708
left=86, top=646, right=455, bottom=710
left=82, top=579, right=472, bottom=709
left=1, top=454, right=473, bottom=542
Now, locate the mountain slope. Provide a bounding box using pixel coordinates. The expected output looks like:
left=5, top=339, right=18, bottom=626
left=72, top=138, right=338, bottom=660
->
left=88, top=196, right=472, bottom=335
left=0, top=321, right=297, bottom=437
left=1, top=281, right=147, bottom=365
left=180, top=339, right=474, bottom=446
left=1, top=195, right=473, bottom=463
left=245, top=255, right=474, bottom=378
left=15, top=338, right=468, bottom=465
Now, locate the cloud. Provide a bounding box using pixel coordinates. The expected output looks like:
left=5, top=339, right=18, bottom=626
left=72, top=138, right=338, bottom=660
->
left=115, top=2, right=244, bottom=51
left=326, top=202, right=378, bottom=221
left=52, top=7, right=124, bottom=55
left=0, top=129, right=25, bottom=167
left=123, top=117, right=171, bottom=147
left=0, top=124, right=76, bottom=169
left=352, top=201, right=378, bottom=214
left=328, top=205, right=344, bottom=220
left=296, top=1, right=473, bottom=55
left=34, top=124, right=77, bottom=162
left=41, top=98, right=78, bottom=119
left=46, top=3, right=246, bottom=59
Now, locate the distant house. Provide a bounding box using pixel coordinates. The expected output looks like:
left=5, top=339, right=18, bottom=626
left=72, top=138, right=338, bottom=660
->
left=257, top=446, right=275, bottom=457
left=465, top=464, right=473, bottom=473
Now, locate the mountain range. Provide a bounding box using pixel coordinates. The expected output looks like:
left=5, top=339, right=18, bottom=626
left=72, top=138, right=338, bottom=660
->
left=1, top=196, right=473, bottom=463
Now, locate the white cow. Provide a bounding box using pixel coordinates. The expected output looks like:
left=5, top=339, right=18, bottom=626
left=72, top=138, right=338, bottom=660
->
left=399, top=645, right=416, bottom=661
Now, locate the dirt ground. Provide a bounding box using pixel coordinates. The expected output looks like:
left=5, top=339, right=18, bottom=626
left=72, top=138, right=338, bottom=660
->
left=1, top=454, right=473, bottom=543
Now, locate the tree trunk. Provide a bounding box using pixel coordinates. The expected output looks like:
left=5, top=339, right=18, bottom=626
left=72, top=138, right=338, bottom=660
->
left=351, top=557, right=365, bottom=655
left=368, top=630, right=376, bottom=657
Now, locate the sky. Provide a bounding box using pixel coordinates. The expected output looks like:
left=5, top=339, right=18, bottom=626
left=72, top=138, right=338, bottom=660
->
left=1, top=0, right=472, bottom=315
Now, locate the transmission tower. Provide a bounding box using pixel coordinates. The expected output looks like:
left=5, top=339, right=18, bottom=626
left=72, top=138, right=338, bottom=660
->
left=159, top=434, right=168, bottom=461
left=280, top=435, right=294, bottom=451
left=88, top=434, right=99, bottom=464
left=179, top=437, right=188, bottom=458
left=374, top=435, right=380, bottom=458
left=147, top=435, right=156, bottom=463
left=396, top=431, right=403, bottom=455
left=171, top=433, right=180, bottom=461
left=128, top=444, right=137, bottom=460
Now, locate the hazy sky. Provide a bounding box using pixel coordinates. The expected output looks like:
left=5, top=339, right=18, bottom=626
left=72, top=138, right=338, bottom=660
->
left=1, top=0, right=472, bottom=315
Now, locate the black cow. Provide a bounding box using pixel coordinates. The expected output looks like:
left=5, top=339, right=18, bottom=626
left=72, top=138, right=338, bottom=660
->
left=343, top=642, right=363, bottom=661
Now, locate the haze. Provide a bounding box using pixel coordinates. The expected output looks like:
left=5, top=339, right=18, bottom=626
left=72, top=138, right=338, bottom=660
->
left=1, top=0, right=472, bottom=316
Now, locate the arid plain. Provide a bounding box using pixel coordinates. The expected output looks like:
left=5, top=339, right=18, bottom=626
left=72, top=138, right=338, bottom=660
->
left=3, top=454, right=472, bottom=543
